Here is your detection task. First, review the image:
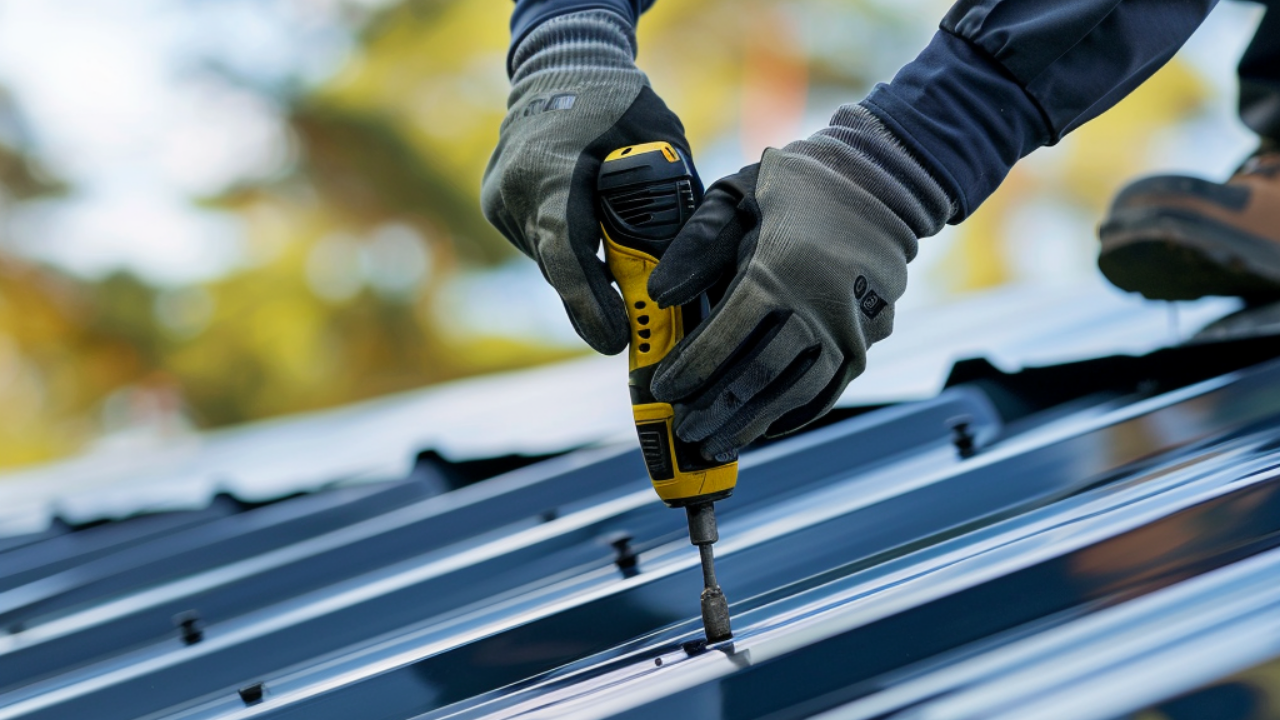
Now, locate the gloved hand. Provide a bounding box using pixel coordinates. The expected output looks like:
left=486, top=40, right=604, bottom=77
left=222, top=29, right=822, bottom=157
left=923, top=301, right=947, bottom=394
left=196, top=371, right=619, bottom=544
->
left=482, top=9, right=696, bottom=355
left=647, top=105, right=953, bottom=461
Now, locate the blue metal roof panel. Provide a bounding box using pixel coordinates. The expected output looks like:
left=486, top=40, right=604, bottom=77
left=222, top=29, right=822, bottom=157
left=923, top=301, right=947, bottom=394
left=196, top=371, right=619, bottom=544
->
left=811, top=546, right=1280, bottom=720
left=0, top=281, right=1240, bottom=536
left=0, top=355, right=1259, bottom=720
left=0, top=390, right=999, bottom=718
left=2, top=292, right=1279, bottom=720
left=0, top=478, right=439, bottom=634
left=412, top=424, right=1280, bottom=720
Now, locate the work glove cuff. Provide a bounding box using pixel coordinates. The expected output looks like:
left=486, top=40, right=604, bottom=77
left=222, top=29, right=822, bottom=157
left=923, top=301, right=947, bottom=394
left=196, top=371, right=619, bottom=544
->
left=809, top=103, right=954, bottom=240
left=510, top=10, right=639, bottom=85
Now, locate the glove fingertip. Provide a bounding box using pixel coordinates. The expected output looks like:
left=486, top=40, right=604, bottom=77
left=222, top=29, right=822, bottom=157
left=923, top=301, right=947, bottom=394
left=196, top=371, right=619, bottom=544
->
left=649, top=372, right=675, bottom=402
left=591, top=327, right=629, bottom=356
left=648, top=362, right=688, bottom=403
left=564, top=293, right=630, bottom=356
left=646, top=264, right=701, bottom=310
left=764, top=371, right=848, bottom=438
left=646, top=184, right=746, bottom=307
left=712, top=449, right=739, bottom=464
left=700, top=433, right=744, bottom=464
left=600, top=286, right=633, bottom=354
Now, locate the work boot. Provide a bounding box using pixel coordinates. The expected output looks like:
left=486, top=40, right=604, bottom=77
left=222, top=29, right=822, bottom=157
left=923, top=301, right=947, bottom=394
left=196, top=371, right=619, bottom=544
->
left=1098, top=142, right=1280, bottom=301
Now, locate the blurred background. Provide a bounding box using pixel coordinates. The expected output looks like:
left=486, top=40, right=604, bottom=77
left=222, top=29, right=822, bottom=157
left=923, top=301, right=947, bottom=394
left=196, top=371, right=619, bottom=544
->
left=0, top=0, right=1264, bottom=471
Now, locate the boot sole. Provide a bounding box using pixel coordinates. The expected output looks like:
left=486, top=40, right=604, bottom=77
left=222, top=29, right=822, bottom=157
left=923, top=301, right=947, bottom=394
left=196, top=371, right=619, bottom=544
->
left=1098, top=208, right=1280, bottom=302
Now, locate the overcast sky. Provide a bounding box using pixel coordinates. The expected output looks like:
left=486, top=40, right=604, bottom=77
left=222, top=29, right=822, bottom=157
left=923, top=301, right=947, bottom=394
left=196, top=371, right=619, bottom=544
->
left=0, top=0, right=367, bottom=284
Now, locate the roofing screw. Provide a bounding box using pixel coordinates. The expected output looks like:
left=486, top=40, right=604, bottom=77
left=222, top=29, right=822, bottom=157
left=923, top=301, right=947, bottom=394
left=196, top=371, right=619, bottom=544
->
left=540, top=508, right=558, bottom=523
left=949, top=415, right=977, bottom=459
left=654, top=657, right=663, bottom=667
left=238, top=682, right=265, bottom=706
left=173, top=611, right=203, bottom=646
left=610, top=534, right=640, bottom=578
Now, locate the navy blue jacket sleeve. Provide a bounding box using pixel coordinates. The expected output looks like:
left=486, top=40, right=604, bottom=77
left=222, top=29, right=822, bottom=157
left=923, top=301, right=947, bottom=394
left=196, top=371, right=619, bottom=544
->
left=508, top=0, right=656, bottom=75
left=864, top=0, right=1219, bottom=222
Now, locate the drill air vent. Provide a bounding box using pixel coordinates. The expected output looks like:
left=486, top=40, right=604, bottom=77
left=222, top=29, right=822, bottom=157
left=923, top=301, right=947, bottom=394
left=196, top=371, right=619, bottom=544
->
left=605, top=180, right=696, bottom=231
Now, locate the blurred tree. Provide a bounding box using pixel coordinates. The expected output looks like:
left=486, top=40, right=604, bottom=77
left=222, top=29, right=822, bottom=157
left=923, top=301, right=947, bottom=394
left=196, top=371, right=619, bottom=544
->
left=0, top=0, right=1246, bottom=470
left=156, top=2, right=613, bottom=427
left=0, top=2, right=582, bottom=466
left=0, top=86, right=98, bottom=466
left=0, top=261, right=158, bottom=466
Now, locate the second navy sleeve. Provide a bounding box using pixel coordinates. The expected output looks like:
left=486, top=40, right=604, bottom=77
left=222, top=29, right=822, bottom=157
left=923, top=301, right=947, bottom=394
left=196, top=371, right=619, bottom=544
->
left=865, top=0, right=1219, bottom=221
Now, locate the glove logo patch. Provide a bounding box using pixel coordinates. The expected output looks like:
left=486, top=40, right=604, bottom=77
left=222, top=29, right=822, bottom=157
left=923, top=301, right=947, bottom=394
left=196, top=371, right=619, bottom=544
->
left=522, top=93, right=577, bottom=118
left=860, top=291, right=886, bottom=319
left=854, top=276, right=886, bottom=319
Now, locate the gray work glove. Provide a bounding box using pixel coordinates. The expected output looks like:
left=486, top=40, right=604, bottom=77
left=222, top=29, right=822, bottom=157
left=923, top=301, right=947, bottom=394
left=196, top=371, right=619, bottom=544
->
left=482, top=10, right=696, bottom=354
left=647, top=105, right=953, bottom=461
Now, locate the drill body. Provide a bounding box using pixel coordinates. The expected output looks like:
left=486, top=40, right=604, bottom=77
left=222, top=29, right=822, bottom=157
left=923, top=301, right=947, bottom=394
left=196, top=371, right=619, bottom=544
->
left=598, top=142, right=735, bottom=642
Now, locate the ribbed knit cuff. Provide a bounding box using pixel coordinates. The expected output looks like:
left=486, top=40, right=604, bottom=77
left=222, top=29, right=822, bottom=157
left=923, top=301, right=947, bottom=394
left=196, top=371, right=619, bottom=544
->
left=809, top=104, right=954, bottom=239
left=510, top=9, right=638, bottom=85
left=509, top=2, right=644, bottom=77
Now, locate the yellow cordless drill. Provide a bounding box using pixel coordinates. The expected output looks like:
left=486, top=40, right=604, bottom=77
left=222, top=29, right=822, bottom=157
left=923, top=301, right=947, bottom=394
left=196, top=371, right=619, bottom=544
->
left=597, top=142, right=736, bottom=643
